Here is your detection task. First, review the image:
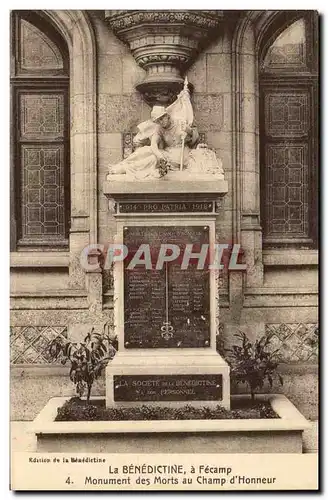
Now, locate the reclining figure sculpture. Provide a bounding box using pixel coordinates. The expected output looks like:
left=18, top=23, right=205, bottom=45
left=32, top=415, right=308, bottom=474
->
left=107, top=77, right=224, bottom=181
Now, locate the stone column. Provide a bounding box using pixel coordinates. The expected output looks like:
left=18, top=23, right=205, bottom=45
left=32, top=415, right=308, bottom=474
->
left=234, top=22, right=263, bottom=289
left=67, top=15, right=98, bottom=291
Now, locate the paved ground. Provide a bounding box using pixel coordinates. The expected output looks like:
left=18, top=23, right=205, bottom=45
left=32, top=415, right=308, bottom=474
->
left=10, top=420, right=318, bottom=453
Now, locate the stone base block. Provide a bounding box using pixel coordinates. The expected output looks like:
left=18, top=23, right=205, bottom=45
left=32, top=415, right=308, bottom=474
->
left=36, top=429, right=303, bottom=454
left=105, top=351, right=230, bottom=410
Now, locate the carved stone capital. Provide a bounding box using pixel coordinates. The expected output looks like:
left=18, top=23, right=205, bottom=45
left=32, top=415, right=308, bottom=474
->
left=105, top=10, right=223, bottom=105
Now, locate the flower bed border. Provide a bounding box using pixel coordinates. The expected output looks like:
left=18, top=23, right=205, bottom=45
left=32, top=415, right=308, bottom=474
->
left=31, top=394, right=310, bottom=454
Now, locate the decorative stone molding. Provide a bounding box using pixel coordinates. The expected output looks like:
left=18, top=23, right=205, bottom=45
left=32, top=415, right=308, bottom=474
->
left=105, top=10, right=223, bottom=105
left=265, top=323, right=318, bottom=363
left=10, top=326, right=68, bottom=364
left=215, top=199, right=225, bottom=212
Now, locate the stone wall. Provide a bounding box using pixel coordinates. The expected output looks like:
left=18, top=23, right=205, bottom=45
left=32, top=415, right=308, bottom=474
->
left=187, top=24, right=233, bottom=246
left=90, top=11, right=149, bottom=249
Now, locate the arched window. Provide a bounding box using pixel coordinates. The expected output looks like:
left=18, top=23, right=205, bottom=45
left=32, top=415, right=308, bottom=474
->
left=10, top=12, right=70, bottom=249
left=260, top=13, right=318, bottom=247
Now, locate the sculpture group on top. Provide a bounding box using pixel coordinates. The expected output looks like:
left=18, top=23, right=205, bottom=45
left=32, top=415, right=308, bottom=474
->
left=107, top=78, right=224, bottom=181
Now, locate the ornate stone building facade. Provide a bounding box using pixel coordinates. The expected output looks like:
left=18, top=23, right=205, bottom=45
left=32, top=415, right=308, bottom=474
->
left=10, top=10, right=318, bottom=419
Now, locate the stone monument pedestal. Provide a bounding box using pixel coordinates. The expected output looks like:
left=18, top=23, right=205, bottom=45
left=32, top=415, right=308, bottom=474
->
left=106, top=351, right=230, bottom=409
left=103, top=178, right=230, bottom=410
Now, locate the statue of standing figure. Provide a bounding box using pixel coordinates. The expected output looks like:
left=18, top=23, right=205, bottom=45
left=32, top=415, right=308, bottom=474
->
left=107, top=78, right=224, bottom=181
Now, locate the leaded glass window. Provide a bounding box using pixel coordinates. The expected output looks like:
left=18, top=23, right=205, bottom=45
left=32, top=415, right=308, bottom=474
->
left=260, top=13, right=318, bottom=247
left=11, top=12, right=69, bottom=249
left=19, top=19, right=64, bottom=73
left=263, top=19, right=307, bottom=70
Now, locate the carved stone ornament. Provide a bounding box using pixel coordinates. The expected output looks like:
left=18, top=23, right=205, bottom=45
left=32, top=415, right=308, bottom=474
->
left=104, top=10, right=223, bottom=105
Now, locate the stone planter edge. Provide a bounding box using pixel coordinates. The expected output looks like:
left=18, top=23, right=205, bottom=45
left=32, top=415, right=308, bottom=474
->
left=30, top=394, right=310, bottom=435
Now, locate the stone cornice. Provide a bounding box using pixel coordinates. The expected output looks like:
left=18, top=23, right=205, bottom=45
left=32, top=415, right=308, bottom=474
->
left=105, top=10, right=223, bottom=31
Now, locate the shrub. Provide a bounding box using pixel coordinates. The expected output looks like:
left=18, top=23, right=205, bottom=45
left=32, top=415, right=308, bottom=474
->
left=225, top=331, right=283, bottom=402
left=48, top=322, right=117, bottom=404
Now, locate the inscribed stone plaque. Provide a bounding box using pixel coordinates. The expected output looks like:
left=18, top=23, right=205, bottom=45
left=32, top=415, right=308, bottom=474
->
left=123, top=226, right=210, bottom=348
left=119, top=201, right=213, bottom=214
left=114, top=375, right=223, bottom=402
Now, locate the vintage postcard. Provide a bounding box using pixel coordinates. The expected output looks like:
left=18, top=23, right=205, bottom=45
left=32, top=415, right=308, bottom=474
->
left=10, top=9, right=319, bottom=491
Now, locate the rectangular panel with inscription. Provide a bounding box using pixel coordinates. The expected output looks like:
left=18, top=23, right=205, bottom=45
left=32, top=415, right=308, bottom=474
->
left=119, top=201, right=214, bottom=213
left=123, top=226, right=210, bottom=348
left=114, top=375, right=223, bottom=402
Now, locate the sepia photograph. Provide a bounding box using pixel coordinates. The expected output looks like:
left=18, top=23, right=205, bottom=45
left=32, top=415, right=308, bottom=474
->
left=9, top=8, right=319, bottom=491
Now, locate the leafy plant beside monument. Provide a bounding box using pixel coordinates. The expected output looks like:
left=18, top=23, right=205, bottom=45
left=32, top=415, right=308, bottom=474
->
left=48, top=322, right=117, bottom=404
left=226, top=331, right=283, bottom=402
